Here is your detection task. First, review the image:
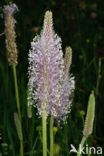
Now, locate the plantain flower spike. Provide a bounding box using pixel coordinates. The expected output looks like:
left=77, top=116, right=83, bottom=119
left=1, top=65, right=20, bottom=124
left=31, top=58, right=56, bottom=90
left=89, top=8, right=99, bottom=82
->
left=3, top=3, right=18, bottom=65
left=28, top=10, right=75, bottom=121
left=83, top=91, right=95, bottom=137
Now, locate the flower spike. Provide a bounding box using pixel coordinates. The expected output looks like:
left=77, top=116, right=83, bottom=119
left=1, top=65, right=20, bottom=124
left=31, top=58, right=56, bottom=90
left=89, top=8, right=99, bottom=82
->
left=28, top=11, right=75, bottom=121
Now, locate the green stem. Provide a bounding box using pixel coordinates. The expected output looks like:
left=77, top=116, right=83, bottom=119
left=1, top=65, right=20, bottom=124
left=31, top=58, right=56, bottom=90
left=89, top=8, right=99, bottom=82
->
left=50, top=116, right=54, bottom=156
left=20, top=140, right=24, bottom=156
left=77, top=136, right=86, bottom=156
left=42, top=111, right=47, bottom=156
left=12, top=64, right=21, bottom=120
left=12, top=64, right=24, bottom=156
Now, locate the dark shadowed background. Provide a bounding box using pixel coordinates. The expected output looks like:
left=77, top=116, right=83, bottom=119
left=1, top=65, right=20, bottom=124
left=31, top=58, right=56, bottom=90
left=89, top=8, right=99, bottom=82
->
left=0, top=0, right=104, bottom=155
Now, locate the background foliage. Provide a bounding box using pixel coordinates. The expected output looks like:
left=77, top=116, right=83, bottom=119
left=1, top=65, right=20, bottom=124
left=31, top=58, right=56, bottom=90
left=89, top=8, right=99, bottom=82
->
left=0, top=0, right=104, bottom=155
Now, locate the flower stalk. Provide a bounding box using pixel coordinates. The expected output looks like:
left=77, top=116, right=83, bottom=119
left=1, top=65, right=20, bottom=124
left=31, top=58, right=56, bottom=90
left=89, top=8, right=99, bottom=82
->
left=12, top=64, right=21, bottom=120
left=3, top=3, right=24, bottom=156
left=77, top=136, right=86, bottom=156
left=77, top=91, right=95, bottom=156
left=42, top=111, right=47, bottom=156
left=28, top=10, right=75, bottom=156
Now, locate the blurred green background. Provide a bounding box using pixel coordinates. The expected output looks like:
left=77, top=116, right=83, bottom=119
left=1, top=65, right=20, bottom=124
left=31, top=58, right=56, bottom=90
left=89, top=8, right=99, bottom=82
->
left=0, top=0, right=104, bottom=155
